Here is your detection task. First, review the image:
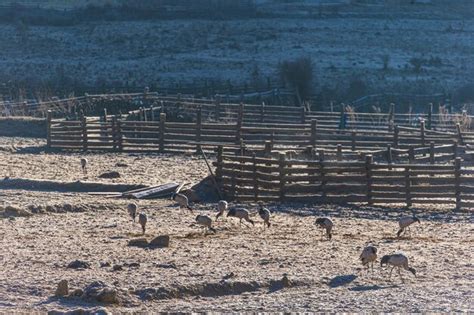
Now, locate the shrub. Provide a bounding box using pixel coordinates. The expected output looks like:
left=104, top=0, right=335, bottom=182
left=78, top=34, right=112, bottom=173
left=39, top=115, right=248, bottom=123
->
left=278, top=56, right=313, bottom=100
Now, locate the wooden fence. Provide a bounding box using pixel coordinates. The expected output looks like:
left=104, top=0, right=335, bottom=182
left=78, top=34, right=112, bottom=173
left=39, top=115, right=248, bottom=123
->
left=47, top=108, right=473, bottom=159
left=6, top=91, right=472, bottom=132
left=128, top=100, right=472, bottom=132
left=214, top=148, right=474, bottom=210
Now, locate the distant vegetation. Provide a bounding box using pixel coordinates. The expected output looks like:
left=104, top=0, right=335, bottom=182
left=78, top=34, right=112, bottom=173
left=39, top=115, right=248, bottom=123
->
left=0, top=1, right=258, bottom=26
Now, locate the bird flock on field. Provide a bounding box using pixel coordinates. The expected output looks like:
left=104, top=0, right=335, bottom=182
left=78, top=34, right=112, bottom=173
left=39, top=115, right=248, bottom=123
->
left=82, top=158, right=421, bottom=283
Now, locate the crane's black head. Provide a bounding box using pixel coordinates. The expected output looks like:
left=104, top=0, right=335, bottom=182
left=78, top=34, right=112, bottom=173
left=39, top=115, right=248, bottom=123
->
left=380, top=255, right=390, bottom=267
left=408, top=267, right=416, bottom=277
left=227, top=208, right=236, bottom=217
left=413, top=216, right=420, bottom=224
left=369, top=246, right=377, bottom=255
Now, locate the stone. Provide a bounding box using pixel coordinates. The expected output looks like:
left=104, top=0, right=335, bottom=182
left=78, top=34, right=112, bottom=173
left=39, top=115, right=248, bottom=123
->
left=55, top=280, right=69, bottom=297
left=149, top=235, right=170, bottom=248
left=82, top=281, right=120, bottom=305
left=67, top=260, right=90, bottom=269
left=127, top=238, right=149, bottom=248
left=3, top=205, right=32, bottom=217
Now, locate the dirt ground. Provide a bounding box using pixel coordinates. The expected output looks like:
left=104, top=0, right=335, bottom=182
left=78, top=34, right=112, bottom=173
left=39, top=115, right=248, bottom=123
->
left=0, top=137, right=473, bottom=313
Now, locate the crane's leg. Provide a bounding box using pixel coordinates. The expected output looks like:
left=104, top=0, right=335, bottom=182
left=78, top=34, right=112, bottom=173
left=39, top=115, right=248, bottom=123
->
left=240, top=218, right=242, bottom=227
left=398, top=267, right=404, bottom=283
left=389, top=266, right=395, bottom=279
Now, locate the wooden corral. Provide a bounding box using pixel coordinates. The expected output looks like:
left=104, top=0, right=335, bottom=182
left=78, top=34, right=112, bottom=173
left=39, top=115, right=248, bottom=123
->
left=214, top=148, right=473, bottom=211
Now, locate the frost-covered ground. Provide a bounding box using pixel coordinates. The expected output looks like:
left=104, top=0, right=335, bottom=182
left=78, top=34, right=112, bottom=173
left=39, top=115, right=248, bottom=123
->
left=0, top=5, right=472, bottom=95
left=0, top=137, right=473, bottom=313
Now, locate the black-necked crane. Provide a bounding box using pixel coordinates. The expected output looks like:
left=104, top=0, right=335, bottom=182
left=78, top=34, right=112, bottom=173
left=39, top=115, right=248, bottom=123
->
left=138, top=212, right=147, bottom=235
left=227, top=208, right=254, bottom=227
left=397, top=216, right=420, bottom=237
left=196, top=214, right=216, bottom=233
left=380, top=253, right=416, bottom=282
left=127, top=203, right=137, bottom=222
left=360, top=245, right=377, bottom=273
left=216, top=200, right=228, bottom=221
left=315, top=217, right=333, bottom=240
left=80, top=158, right=88, bottom=175
left=258, top=204, right=271, bottom=229
left=172, top=193, right=193, bottom=212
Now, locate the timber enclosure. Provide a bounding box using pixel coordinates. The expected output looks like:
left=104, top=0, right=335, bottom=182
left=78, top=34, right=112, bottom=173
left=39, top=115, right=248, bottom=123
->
left=214, top=148, right=471, bottom=211
left=45, top=98, right=474, bottom=211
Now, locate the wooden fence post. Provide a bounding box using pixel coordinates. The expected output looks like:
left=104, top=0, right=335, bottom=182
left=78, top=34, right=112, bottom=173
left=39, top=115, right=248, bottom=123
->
left=319, top=150, right=326, bottom=198
left=46, top=110, right=52, bottom=148
left=405, top=166, right=412, bottom=208
left=252, top=153, right=258, bottom=202
left=239, top=138, right=245, bottom=157
left=455, top=157, right=461, bottom=211
left=456, top=123, right=464, bottom=145
left=278, top=153, right=286, bottom=201
left=260, top=102, right=265, bottom=123
left=388, top=103, right=395, bottom=132
left=300, top=106, right=306, bottom=123
left=159, top=113, right=166, bottom=153
left=116, top=118, right=123, bottom=152
left=409, top=146, right=415, bottom=164
left=311, top=119, right=317, bottom=147
left=214, top=96, right=220, bottom=121
left=366, top=155, right=373, bottom=206
left=453, top=140, right=458, bottom=159
left=111, top=115, right=117, bottom=151
left=161, top=100, right=165, bottom=113
left=420, top=120, right=426, bottom=146
left=339, top=103, right=345, bottom=129
left=216, top=145, right=223, bottom=181
left=351, top=131, right=356, bottom=151
left=264, top=140, right=272, bottom=158
left=81, top=115, right=88, bottom=152
left=337, top=144, right=342, bottom=161
left=150, top=105, right=155, bottom=121
left=393, top=125, right=399, bottom=147
left=429, top=142, right=435, bottom=165
left=103, top=108, right=108, bottom=138
left=196, top=106, right=202, bottom=153
left=140, top=107, right=144, bottom=121
left=236, top=103, right=243, bottom=144
left=427, top=103, right=433, bottom=130
left=386, top=144, right=392, bottom=165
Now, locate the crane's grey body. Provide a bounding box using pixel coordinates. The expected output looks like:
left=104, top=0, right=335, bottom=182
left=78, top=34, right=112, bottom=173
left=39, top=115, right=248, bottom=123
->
left=258, top=205, right=271, bottom=229
left=227, top=208, right=254, bottom=227
left=138, top=212, right=147, bottom=235
left=397, top=216, right=420, bottom=237
left=381, top=253, right=416, bottom=282
left=80, top=158, right=88, bottom=175
left=173, top=193, right=193, bottom=212
left=360, top=245, right=377, bottom=273
left=127, top=203, right=137, bottom=222
left=196, top=214, right=216, bottom=233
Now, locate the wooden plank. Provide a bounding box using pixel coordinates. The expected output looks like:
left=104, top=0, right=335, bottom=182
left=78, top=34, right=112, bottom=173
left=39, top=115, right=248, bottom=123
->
left=129, top=182, right=179, bottom=199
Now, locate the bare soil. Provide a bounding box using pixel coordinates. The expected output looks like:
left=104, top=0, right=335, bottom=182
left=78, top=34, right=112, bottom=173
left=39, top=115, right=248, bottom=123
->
left=0, top=137, right=473, bottom=313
